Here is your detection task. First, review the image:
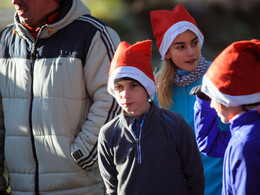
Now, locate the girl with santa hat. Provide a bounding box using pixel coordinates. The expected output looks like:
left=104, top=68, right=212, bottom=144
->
left=150, top=4, right=229, bottom=195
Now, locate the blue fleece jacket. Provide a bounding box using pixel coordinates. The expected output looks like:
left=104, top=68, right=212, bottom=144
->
left=154, top=63, right=228, bottom=195
left=98, top=101, right=205, bottom=195
left=194, top=97, right=260, bottom=195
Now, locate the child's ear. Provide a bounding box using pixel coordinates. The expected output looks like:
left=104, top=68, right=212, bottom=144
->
left=165, top=51, right=171, bottom=60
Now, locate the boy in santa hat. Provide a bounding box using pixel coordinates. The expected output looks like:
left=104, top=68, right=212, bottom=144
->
left=192, top=39, right=260, bottom=194
left=97, top=40, right=205, bottom=195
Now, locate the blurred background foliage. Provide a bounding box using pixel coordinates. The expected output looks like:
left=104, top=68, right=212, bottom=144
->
left=0, top=0, right=260, bottom=67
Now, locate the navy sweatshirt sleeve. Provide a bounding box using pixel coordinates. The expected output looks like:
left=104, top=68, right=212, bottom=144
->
left=174, top=112, right=205, bottom=195
left=98, top=124, right=118, bottom=195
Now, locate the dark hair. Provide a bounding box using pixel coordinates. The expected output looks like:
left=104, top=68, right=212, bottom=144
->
left=241, top=102, right=260, bottom=111
left=114, top=77, right=148, bottom=95
left=114, top=77, right=141, bottom=85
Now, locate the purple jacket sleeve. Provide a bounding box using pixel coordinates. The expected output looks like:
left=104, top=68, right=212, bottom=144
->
left=194, top=97, right=231, bottom=157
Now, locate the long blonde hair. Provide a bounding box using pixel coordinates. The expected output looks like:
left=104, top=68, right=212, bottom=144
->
left=155, top=59, right=176, bottom=109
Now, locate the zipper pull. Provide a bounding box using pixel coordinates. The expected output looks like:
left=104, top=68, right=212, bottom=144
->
left=30, top=51, right=35, bottom=61
left=30, top=44, right=36, bottom=62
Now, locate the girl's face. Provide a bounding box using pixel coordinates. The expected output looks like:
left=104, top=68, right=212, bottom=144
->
left=210, top=99, right=242, bottom=124
left=165, top=30, right=201, bottom=72
left=114, top=79, right=149, bottom=117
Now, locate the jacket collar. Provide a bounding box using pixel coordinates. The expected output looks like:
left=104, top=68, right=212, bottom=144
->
left=14, top=0, right=91, bottom=40
left=120, top=100, right=156, bottom=128
left=22, top=7, right=62, bottom=39
left=231, top=110, right=260, bottom=131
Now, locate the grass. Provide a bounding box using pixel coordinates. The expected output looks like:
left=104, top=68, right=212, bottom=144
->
left=83, top=0, right=125, bottom=20
left=0, top=0, right=12, bottom=9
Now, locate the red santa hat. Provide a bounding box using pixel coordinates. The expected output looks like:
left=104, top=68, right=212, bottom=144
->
left=150, top=4, right=204, bottom=59
left=108, top=40, right=156, bottom=98
left=202, top=39, right=260, bottom=106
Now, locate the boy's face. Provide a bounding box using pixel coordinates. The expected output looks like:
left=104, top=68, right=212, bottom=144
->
left=210, top=99, right=242, bottom=124
left=114, top=79, right=149, bottom=117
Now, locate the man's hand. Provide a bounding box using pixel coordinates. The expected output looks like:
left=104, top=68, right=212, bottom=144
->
left=190, top=85, right=211, bottom=101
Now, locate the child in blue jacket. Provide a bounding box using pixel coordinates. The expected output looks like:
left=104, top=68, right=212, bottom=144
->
left=192, top=39, right=260, bottom=195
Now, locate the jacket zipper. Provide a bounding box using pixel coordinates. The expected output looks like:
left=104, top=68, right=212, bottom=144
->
left=137, top=119, right=144, bottom=164
left=137, top=133, right=142, bottom=164
left=29, top=42, right=40, bottom=195
left=131, top=118, right=144, bottom=164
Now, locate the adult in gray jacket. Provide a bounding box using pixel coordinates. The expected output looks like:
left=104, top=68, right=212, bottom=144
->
left=0, top=0, right=120, bottom=194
